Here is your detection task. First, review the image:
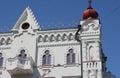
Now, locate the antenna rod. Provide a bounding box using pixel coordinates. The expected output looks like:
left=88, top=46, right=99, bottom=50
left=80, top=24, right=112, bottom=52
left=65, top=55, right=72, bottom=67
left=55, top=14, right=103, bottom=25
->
left=88, top=0, right=92, bottom=7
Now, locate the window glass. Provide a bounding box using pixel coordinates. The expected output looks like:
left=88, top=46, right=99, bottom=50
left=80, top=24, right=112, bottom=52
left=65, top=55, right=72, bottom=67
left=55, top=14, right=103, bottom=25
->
left=42, top=50, right=51, bottom=65
left=43, top=55, right=46, bottom=65
left=0, top=53, right=3, bottom=67
left=72, top=54, right=75, bottom=63
left=67, top=49, right=75, bottom=64
left=48, top=55, right=51, bottom=65
left=67, top=54, right=70, bottom=64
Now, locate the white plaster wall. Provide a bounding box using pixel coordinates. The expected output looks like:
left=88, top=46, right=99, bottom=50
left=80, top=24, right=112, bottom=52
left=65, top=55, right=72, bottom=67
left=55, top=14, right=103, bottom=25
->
left=39, top=66, right=81, bottom=78
left=37, top=41, right=82, bottom=78
left=8, top=32, right=36, bottom=60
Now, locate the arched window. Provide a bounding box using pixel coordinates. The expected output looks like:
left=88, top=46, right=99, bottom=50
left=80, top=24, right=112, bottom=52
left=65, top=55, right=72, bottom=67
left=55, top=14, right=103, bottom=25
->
left=67, top=49, right=75, bottom=64
left=18, top=49, right=27, bottom=58
left=42, top=50, right=51, bottom=65
left=18, top=49, right=27, bottom=64
left=0, top=53, right=3, bottom=67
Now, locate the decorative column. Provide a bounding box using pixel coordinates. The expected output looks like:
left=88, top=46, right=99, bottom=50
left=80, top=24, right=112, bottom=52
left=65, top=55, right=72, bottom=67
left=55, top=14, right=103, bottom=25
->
left=83, top=70, right=88, bottom=78
left=97, top=70, right=102, bottom=78
left=82, top=42, right=87, bottom=61
left=96, top=41, right=101, bottom=60
left=91, top=70, right=97, bottom=78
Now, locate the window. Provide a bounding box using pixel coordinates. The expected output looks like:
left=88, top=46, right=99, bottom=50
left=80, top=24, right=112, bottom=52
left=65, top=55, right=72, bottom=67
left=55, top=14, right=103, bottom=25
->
left=18, top=49, right=27, bottom=58
left=18, top=49, right=27, bottom=64
left=67, top=49, right=75, bottom=64
left=22, top=22, right=30, bottom=30
left=42, top=50, right=51, bottom=65
left=0, top=53, right=3, bottom=67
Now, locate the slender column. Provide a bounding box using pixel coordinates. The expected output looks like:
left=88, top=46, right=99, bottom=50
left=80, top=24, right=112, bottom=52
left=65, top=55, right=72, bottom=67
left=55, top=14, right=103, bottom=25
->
left=91, top=70, right=97, bottom=78
left=84, top=70, right=88, bottom=78
left=82, top=42, right=87, bottom=61
left=96, top=41, right=100, bottom=60
left=97, top=70, right=102, bottom=78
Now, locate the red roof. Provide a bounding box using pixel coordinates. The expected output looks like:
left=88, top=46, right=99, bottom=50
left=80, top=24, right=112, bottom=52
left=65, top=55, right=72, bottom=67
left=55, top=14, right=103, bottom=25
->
left=82, top=6, right=99, bottom=20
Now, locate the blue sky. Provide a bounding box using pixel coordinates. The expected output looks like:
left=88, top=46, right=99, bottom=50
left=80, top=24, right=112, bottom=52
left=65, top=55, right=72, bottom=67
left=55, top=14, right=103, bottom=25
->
left=0, top=0, right=119, bottom=77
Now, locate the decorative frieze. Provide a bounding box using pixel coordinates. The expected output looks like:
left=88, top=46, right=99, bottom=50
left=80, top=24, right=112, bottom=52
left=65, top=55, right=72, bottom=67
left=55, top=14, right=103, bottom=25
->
left=0, top=47, right=11, bottom=50
left=38, top=43, right=80, bottom=48
left=0, top=37, right=13, bottom=46
left=37, top=33, right=75, bottom=43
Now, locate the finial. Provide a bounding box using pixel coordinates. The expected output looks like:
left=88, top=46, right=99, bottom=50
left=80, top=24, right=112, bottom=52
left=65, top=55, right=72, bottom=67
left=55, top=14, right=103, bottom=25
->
left=88, top=0, right=92, bottom=7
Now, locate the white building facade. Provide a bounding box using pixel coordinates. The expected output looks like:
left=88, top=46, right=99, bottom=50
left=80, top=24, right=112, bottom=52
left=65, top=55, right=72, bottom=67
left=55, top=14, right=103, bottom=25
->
left=0, top=4, right=115, bottom=78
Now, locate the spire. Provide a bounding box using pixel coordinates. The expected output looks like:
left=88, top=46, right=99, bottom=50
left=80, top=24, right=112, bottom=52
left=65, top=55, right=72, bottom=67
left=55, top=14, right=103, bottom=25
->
left=88, top=0, right=92, bottom=8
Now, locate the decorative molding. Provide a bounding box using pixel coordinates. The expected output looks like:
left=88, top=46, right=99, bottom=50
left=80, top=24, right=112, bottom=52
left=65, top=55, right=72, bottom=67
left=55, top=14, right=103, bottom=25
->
left=81, top=31, right=100, bottom=38
left=37, top=33, right=75, bottom=43
left=81, top=19, right=100, bottom=31
left=0, top=47, right=11, bottom=50
left=0, top=37, right=13, bottom=46
left=27, top=7, right=40, bottom=29
left=38, top=43, right=80, bottom=48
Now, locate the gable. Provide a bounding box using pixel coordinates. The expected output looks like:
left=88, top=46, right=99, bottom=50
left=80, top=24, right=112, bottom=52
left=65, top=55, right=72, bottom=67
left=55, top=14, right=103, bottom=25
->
left=11, top=7, right=40, bottom=31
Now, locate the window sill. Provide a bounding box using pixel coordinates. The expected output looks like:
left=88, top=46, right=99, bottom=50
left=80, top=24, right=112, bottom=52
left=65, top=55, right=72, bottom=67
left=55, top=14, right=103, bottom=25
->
left=64, top=63, right=80, bottom=67
left=39, top=65, right=54, bottom=68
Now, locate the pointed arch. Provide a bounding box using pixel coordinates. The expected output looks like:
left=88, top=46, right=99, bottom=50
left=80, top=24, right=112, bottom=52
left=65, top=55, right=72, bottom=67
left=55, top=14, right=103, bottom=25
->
left=0, top=38, right=5, bottom=45
left=68, top=33, right=74, bottom=40
left=6, top=37, right=12, bottom=45
left=50, top=35, right=55, bottom=42
left=42, top=50, right=51, bottom=65
left=62, top=34, right=68, bottom=41
left=66, top=48, right=75, bottom=64
left=56, top=34, right=61, bottom=41
left=44, top=35, right=49, bottom=42
left=38, top=35, right=43, bottom=42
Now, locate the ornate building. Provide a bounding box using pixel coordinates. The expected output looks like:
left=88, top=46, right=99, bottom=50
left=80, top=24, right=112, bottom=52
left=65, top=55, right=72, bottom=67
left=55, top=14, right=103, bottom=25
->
left=0, top=1, right=115, bottom=78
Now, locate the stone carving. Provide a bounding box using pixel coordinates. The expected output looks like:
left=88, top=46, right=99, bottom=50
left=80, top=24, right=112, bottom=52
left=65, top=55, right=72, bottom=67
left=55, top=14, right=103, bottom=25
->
left=56, top=34, right=61, bottom=41
left=0, top=37, right=12, bottom=45
left=44, top=35, right=49, bottom=42
left=82, top=21, right=100, bottom=31
left=38, top=35, right=43, bottom=42
left=38, top=33, right=75, bottom=42
left=50, top=35, right=55, bottom=42
left=62, top=34, right=68, bottom=41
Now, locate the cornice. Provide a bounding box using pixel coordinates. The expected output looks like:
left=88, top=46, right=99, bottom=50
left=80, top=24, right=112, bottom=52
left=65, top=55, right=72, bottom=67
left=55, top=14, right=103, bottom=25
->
left=38, top=42, right=80, bottom=48
left=0, top=47, right=11, bottom=50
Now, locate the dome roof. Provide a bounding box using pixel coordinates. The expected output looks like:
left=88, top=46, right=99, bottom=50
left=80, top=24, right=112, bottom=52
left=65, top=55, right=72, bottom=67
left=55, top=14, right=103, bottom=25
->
left=82, top=6, right=99, bottom=20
